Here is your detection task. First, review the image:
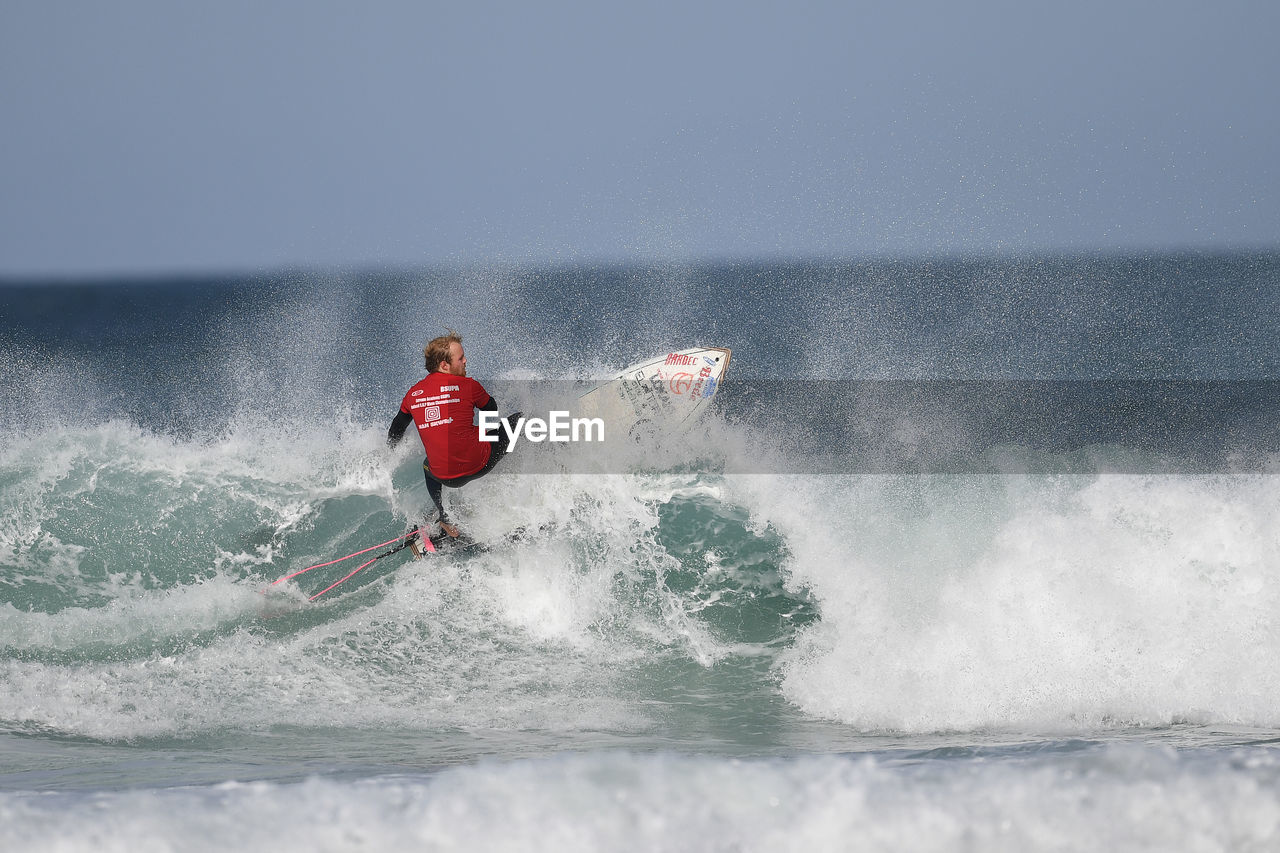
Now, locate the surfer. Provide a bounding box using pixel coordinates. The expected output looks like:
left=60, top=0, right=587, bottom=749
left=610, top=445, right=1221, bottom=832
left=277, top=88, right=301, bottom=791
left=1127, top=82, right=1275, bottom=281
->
left=387, top=331, right=519, bottom=544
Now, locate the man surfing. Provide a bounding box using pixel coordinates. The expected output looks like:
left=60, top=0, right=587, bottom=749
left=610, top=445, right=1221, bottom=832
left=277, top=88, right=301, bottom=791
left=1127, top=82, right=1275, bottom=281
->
left=387, top=331, right=519, bottom=548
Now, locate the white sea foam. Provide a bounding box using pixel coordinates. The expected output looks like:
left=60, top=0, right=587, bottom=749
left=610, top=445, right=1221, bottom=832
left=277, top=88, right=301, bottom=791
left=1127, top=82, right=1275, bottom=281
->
left=728, top=470, right=1280, bottom=731
left=0, top=561, right=649, bottom=739
left=1, top=747, right=1277, bottom=852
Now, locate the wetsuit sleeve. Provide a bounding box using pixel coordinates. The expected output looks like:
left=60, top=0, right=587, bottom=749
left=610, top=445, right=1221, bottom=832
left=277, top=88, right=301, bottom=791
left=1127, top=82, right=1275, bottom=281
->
left=387, top=409, right=413, bottom=448
left=478, top=395, right=497, bottom=412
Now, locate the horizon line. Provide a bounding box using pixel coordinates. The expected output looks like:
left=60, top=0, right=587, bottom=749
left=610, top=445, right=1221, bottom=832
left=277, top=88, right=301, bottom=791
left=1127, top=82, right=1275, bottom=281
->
left=2, top=243, right=1278, bottom=286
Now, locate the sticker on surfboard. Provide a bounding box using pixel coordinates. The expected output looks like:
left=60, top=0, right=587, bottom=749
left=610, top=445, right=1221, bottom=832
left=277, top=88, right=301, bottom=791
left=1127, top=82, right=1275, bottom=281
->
left=576, top=346, right=732, bottom=435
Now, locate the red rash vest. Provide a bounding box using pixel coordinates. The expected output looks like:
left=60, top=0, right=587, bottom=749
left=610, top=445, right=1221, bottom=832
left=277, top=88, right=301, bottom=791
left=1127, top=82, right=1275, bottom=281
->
left=400, top=373, right=493, bottom=479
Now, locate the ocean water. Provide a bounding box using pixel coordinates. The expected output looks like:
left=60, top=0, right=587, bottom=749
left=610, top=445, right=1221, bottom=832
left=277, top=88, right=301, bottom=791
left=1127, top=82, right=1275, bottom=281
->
left=1, top=253, right=1279, bottom=851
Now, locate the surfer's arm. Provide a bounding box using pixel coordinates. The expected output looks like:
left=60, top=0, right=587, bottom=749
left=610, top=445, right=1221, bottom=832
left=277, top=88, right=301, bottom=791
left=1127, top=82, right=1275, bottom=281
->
left=471, top=378, right=497, bottom=414
left=387, top=409, right=413, bottom=448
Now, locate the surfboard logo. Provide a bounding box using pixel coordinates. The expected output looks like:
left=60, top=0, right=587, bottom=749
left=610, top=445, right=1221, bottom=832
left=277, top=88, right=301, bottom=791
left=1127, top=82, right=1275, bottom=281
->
left=665, top=353, right=696, bottom=366
left=690, top=365, right=714, bottom=398
left=668, top=372, right=694, bottom=395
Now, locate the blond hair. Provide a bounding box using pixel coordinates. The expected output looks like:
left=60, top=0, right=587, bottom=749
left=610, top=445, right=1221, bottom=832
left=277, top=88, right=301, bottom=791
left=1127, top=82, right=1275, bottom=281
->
left=424, top=330, right=462, bottom=371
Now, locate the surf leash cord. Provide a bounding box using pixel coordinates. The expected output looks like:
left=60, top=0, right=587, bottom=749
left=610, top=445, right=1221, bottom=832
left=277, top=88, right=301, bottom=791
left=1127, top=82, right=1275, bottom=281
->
left=265, top=527, right=434, bottom=600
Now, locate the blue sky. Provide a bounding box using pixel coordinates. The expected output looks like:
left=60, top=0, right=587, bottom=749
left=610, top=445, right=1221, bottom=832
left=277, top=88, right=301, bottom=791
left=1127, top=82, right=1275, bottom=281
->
left=2, top=0, right=1277, bottom=275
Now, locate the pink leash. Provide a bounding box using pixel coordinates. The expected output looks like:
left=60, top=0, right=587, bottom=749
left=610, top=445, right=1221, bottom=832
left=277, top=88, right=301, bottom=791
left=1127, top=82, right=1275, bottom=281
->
left=307, top=534, right=433, bottom=601
left=268, top=534, right=409, bottom=585
left=265, top=528, right=434, bottom=600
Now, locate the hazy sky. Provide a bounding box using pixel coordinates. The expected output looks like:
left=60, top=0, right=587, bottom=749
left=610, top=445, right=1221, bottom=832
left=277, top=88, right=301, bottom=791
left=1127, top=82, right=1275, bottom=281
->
left=2, top=1, right=1277, bottom=275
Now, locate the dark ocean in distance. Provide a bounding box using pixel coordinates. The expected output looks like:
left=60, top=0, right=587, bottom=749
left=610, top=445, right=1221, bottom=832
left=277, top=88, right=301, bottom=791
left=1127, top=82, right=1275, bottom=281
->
left=1, top=252, right=1279, bottom=850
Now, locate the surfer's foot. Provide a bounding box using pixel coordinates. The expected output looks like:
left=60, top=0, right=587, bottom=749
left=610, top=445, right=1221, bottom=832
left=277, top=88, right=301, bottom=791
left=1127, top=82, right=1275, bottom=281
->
left=440, top=521, right=461, bottom=539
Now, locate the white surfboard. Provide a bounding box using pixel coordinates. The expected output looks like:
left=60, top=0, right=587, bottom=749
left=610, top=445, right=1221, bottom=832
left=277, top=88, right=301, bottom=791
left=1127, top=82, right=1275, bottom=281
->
left=576, top=347, right=732, bottom=435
